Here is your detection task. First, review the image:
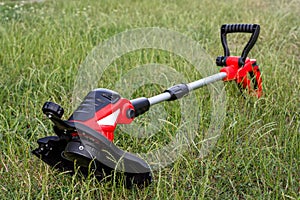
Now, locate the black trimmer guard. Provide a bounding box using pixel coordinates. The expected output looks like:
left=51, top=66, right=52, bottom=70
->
left=33, top=134, right=152, bottom=188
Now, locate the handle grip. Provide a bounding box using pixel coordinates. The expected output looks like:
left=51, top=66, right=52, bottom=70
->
left=220, top=24, right=260, bottom=65
left=221, top=24, right=257, bottom=33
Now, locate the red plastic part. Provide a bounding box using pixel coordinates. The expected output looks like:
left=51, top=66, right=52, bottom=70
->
left=220, top=56, right=262, bottom=98
left=72, top=98, right=134, bottom=141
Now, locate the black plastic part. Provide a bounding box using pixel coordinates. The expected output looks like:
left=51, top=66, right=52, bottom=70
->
left=222, top=24, right=258, bottom=33
left=69, top=88, right=121, bottom=121
left=43, top=111, right=75, bottom=138
left=42, top=102, right=64, bottom=118
left=63, top=140, right=94, bottom=167
left=220, top=24, right=260, bottom=64
left=131, top=97, right=150, bottom=117
left=126, top=109, right=135, bottom=119
left=32, top=136, right=75, bottom=172
left=216, top=56, right=227, bottom=66
left=238, top=57, right=245, bottom=67
left=250, top=62, right=259, bottom=90
left=216, top=56, right=245, bottom=67
left=74, top=122, right=152, bottom=188
left=33, top=135, right=152, bottom=188
left=32, top=136, right=107, bottom=181
left=165, top=83, right=189, bottom=101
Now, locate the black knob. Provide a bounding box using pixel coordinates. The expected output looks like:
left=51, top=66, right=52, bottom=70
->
left=216, top=56, right=226, bottom=66
left=42, top=102, right=64, bottom=118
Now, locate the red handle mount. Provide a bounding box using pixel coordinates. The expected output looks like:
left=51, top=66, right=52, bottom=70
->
left=219, top=56, right=262, bottom=98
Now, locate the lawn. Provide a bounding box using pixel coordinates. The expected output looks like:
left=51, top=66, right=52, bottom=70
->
left=0, top=0, right=299, bottom=199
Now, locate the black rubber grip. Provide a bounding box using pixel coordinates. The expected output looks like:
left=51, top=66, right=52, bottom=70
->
left=221, top=24, right=258, bottom=34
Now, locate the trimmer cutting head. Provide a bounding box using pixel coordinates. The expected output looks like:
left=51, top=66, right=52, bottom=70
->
left=33, top=89, right=152, bottom=188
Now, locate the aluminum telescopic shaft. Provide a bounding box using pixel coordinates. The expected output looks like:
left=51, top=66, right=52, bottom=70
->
left=148, top=72, right=227, bottom=106
left=130, top=72, right=227, bottom=117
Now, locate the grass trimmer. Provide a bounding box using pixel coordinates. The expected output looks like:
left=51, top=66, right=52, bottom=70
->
left=33, top=24, right=262, bottom=188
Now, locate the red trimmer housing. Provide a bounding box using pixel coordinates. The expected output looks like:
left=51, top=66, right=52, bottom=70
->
left=68, top=89, right=135, bottom=141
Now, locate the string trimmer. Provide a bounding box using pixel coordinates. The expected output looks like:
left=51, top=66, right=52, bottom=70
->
left=33, top=24, right=262, bottom=188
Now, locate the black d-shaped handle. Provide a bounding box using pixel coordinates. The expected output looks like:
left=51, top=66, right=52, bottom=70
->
left=220, top=24, right=260, bottom=66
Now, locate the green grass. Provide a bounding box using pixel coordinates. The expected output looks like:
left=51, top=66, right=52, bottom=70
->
left=0, top=0, right=299, bottom=199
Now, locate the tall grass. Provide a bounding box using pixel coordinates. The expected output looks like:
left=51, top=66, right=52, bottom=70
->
left=0, top=0, right=299, bottom=199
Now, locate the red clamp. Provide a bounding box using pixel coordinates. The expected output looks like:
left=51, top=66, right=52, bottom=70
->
left=220, top=56, right=262, bottom=98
